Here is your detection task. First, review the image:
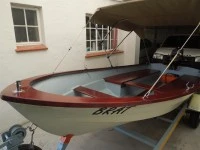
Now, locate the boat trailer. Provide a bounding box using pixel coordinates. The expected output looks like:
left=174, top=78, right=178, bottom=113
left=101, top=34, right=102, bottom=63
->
left=114, top=103, right=187, bottom=150
left=57, top=103, right=190, bottom=150
left=0, top=125, right=26, bottom=150
left=0, top=124, right=41, bottom=150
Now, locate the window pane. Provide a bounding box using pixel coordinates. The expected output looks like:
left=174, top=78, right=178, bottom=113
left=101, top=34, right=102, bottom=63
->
left=86, top=41, right=90, bottom=51
left=28, top=27, right=40, bottom=42
left=26, top=10, right=38, bottom=25
left=103, top=41, right=108, bottom=50
left=103, top=30, right=108, bottom=39
left=97, top=29, right=102, bottom=40
left=12, top=8, right=25, bottom=25
left=91, top=29, right=96, bottom=40
left=98, top=40, right=107, bottom=50
left=14, top=27, right=27, bottom=42
left=98, top=44, right=102, bottom=51
left=98, top=24, right=103, bottom=28
left=103, top=25, right=108, bottom=29
left=91, top=41, right=96, bottom=51
left=86, top=29, right=90, bottom=40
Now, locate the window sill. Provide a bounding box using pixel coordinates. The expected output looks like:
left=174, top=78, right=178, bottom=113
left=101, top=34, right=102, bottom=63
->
left=15, top=44, right=48, bottom=52
left=85, top=50, right=124, bottom=58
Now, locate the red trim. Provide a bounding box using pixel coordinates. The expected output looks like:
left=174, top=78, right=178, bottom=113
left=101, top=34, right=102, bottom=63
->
left=85, top=50, right=123, bottom=58
left=16, top=44, right=48, bottom=52
left=1, top=66, right=200, bottom=108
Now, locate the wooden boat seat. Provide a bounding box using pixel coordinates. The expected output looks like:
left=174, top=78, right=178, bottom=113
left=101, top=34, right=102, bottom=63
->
left=155, top=75, right=200, bottom=93
left=124, top=81, right=162, bottom=90
left=74, top=86, right=115, bottom=98
left=104, top=69, right=160, bottom=85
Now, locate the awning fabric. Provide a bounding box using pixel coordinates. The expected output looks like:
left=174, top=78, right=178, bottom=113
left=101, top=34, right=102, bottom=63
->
left=91, top=0, right=200, bottom=37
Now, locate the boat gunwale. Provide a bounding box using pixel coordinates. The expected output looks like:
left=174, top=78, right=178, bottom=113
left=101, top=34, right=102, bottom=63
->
left=1, top=65, right=200, bottom=108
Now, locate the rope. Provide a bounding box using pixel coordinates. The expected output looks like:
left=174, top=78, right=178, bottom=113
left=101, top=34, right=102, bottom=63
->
left=53, top=18, right=135, bottom=72
left=143, top=22, right=200, bottom=99
left=52, top=16, right=93, bottom=73
left=93, top=19, right=134, bottom=67
left=96, top=25, right=114, bottom=67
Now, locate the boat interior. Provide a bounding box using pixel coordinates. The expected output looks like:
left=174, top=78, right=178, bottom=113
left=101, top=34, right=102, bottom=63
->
left=72, top=69, right=200, bottom=98
left=73, top=69, right=161, bottom=97
left=32, top=64, right=200, bottom=99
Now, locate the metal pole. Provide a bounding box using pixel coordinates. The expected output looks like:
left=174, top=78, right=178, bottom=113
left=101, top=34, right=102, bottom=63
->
left=144, top=22, right=200, bottom=99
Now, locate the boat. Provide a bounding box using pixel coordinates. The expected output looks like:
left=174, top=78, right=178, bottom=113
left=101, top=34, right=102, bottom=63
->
left=1, top=0, right=200, bottom=136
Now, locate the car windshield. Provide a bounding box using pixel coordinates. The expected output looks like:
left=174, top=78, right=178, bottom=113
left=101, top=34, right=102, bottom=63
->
left=162, top=35, right=200, bottom=49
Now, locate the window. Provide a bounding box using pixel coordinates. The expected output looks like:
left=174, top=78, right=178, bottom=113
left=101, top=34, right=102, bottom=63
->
left=86, top=14, right=117, bottom=52
left=11, top=5, right=47, bottom=52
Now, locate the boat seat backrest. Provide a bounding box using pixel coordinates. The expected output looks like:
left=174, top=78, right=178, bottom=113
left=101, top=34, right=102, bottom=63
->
left=124, top=81, right=162, bottom=90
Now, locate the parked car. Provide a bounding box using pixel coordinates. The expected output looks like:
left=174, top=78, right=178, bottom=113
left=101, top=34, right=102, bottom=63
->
left=153, top=35, right=200, bottom=68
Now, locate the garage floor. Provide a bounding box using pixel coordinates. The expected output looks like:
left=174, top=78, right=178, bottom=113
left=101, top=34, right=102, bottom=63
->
left=20, top=117, right=200, bottom=150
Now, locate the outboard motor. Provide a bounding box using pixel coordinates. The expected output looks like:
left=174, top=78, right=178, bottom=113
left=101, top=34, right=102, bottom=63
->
left=169, top=47, right=183, bottom=69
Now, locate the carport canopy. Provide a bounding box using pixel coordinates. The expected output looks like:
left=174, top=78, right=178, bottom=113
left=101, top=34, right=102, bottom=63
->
left=91, top=0, right=200, bottom=37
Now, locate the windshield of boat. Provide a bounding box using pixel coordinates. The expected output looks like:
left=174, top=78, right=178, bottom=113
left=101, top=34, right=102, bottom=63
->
left=162, top=35, right=200, bottom=49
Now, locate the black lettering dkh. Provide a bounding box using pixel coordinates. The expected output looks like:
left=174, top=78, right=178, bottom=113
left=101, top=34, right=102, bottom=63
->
left=92, top=106, right=132, bottom=115
left=92, top=108, right=107, bottom=115
left=102, top=107, right=117, bottom=115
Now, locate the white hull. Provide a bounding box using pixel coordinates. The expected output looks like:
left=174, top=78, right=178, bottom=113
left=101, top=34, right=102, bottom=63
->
left=9, top=94, right=191, bottom=136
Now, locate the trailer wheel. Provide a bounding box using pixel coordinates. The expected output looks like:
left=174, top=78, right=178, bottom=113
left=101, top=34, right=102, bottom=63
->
left=18, top=144, right=42, bottom=150
left=9, top=125, right=26, bottom=137
left=189, top=111, right=200, bottom=129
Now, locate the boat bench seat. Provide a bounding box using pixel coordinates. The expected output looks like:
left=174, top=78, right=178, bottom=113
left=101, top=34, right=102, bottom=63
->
left=74, top=86, right=115, bottom=98
left=104, top=69, right=160, bottom=85
left=124, top=81, right=162, bottom=90
left=155, top=75, right=200, bottom=93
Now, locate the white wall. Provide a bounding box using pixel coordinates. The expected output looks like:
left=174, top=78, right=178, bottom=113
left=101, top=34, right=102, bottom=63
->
left=0, top=0, right=139, bottom=133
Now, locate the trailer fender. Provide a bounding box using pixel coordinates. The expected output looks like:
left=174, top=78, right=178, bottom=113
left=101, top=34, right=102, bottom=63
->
left=188, top=94, right=200, bottom=112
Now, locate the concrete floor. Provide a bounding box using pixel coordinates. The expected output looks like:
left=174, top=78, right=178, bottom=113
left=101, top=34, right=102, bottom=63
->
left=16, top=116, right=199, bottom=150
